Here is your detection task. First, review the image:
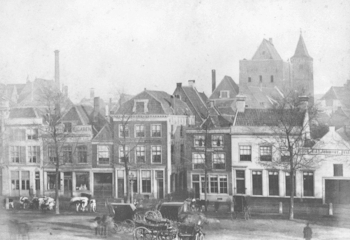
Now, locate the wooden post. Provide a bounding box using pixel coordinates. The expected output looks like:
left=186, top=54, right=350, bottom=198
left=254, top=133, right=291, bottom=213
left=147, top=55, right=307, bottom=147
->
left=279, top=202, right=283, bottom=214
left=329, top=203, right=333, bottom=216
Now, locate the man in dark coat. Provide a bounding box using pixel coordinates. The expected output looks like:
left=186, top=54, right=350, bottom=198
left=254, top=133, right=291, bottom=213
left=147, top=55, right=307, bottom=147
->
left=303, top=222, right=312, bottom=240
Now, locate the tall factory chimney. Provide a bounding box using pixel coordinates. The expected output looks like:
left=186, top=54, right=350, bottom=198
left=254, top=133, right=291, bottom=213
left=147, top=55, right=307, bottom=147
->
left=212, top=69, right=216, bottom=93
left=54, top=50, right=60, bottom=90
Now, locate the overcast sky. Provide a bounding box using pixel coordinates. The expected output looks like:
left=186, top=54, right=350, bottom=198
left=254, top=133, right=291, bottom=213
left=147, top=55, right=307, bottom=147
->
left=0, top=0, right=349, bottom=102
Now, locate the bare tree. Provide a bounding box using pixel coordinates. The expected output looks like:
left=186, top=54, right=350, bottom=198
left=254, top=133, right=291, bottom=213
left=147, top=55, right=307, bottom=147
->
left=253, top=91, right=320, bottom=220
left=39, top=86, right=80, bottom=214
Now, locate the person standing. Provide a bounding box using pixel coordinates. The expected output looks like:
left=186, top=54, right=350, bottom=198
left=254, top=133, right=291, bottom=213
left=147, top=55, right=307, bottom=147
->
left=29, top=186, right=34, bottom=199
left=303, top=222, right=312, bottom=240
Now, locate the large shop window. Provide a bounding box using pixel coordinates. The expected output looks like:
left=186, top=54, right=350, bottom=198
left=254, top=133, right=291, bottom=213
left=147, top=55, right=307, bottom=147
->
left=141, top=171, right=151, bottom=193
left=77, top=145, right=87, bottom=163
left=136, top=146, right=145, bottom=163
left=11, top=171, right=19, bottom=190
left=28, top=146, right=40, bottom=163
left=97, top=145, right=110, bottom=165
left=119, top=146, right=130, bottom=163
left=198, top=175, right=227, bottom=194
left=194, top=135, right=205, bottom=147
left=21, top=171, right=30, bottom=190
left=76, top=172, right=90, bottom=190
left=285, top=172, right=296, bottom=196
left=192, top=153, right=205, bottom=169
left=303, top=172, right=314, bottom=197
left=212, top=135, right=223, bottom=147
left=151, top=146, right=162, bottom=163
left=269, top=171, right=279, bottom=196
left=212, top=153, right=225, bottom=170
left=252, top=171, right=263, bottom=195
left=239, top=145, right=252, bottom=161
left=260, top=146, right=272, bottom=161
left=62, top=146, right=73, bottom=163
left=236, top=170, right=245, bottom=194
left=47, top=172, right=61, bottom=190
left=151, top=125, right=161, bottom=137
left=135, top=125, right=145, bottom=137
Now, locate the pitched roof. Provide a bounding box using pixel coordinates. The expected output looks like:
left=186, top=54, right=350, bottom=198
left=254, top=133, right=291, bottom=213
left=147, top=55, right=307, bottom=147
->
left=252, top=39, right=282, bottom=60
left=210, top=76, right=239, bottom=99
left=116, top=90, right=192, bottom=116
left=9, top=108, right=38, bottom=118
left=239, top=86, right=284, bottom=108
left=292, top=34, right=312, bottom=59
left=321, top=86, right=350, bottom=109
left=92, top=124, right=113, bottom=142
left=181, top=86, right=208, bottom=119
left=234, top=108, right=305, bottom=127
left=213, top=99, right=236, bottom=115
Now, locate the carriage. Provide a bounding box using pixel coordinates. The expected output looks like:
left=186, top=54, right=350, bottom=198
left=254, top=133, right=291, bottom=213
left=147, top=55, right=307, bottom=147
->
left=107, top=202, right=137, bottom=233
left=231, top=196, right=251, bottom=220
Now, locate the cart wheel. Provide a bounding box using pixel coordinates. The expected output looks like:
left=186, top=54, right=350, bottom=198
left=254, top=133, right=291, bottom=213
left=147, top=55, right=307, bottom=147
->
left=111, top=222, right=121, bottom=233
left=145, top=210, right=158, bottom=219
left=123, top=219, right=135, bottom=233
left=154, top=210, right=162, bottom=219
left=133, top=227, right=152, bottom=240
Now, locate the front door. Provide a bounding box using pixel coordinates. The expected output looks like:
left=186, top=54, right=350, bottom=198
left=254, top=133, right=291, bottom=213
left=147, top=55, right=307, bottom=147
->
left=158, top=179, right=164, bottom=199
left=117, top=179, right=124, bottom=198
left=193, top=182, right=200, bottom=198
left=64, top=172, right=72, bottom=197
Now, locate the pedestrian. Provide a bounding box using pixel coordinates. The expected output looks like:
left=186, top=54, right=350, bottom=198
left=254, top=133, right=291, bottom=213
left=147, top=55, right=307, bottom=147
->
left=303, top=222, right=312, bottom=240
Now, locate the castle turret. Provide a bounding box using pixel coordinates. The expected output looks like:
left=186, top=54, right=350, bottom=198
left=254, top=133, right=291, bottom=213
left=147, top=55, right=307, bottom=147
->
left=290, top=33, right=314, bottom=103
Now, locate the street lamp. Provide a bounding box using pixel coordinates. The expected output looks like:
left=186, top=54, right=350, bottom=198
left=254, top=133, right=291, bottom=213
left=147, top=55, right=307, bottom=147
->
left=129, top=172, right=136, bottom=204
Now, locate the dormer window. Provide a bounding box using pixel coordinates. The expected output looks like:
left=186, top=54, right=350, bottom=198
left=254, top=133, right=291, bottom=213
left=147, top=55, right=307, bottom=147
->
left=194, top=135, right=205, bottom=147
left=133, top=99, right=149, bottom=113
left=220, top=91, right=229, bottom=99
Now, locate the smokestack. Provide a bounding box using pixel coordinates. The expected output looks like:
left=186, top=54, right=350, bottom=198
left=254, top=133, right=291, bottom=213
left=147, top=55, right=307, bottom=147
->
left=236, top=95, right=246, bottom=113
left=54, top=50, right=60, bottom=90
left=212, top=70, right=216, bottom=93
left=90, top=88, right=95, bottom=99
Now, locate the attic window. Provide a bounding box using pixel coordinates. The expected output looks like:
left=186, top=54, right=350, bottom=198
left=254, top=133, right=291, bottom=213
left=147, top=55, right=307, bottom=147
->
left=64, top=123, right=72, bottom=133
left=133, top=99, right=149, bottom=113
left=220, top=91, right=229, bottom=99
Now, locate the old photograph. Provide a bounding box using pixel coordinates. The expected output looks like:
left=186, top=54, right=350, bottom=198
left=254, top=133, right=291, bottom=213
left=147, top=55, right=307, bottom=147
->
left=0, top=0, right=349, bottom=239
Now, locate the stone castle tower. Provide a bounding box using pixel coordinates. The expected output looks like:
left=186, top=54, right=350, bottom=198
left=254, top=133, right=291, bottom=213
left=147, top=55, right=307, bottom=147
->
left=239, top=34, right=314, bottom=102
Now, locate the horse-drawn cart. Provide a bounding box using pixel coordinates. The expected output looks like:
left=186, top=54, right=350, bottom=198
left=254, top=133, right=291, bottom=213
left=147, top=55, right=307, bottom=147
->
left=107, top=202, right=136, bottom=233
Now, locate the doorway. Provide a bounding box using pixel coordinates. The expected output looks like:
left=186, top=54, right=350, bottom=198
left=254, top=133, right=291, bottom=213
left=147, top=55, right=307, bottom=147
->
left=64, top=172, right=72, bottom=197
left=94, top=173, right=113, bottom=199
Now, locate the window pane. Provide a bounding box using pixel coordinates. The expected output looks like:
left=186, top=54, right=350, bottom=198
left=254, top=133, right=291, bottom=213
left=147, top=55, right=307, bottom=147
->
left=260, top=146, right=272, bottom=161
left=219, top=177, right=228, bottom=193
left=303, top=171, right=314, bottom=196
left=210, top=177, right=218, bottom=193
left=252, top=171, right=262, bottom=195
left=268, top=171, right=279, bottom=196
left=213, top=153, right=225, bottom=169
left=240, top=146, right=251, bottom=161
left=76, top=172, right=90, bottom=190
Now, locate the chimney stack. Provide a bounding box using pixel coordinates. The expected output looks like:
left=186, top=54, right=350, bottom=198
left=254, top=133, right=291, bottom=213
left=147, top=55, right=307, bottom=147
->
left=236, top=95, right=246, bottom=113
left=176, top=82, right=182, bottom=88
left=54, top=50, right=60, bottom=90
left=188, top=80, right=195, bottom=88
left=170, top=95, right=175, bottom=110
left=212, top=70, right=216, bottom=93
left=93, top=97, right=100, bottom=123
left=90, top=88, right=95, bottom=99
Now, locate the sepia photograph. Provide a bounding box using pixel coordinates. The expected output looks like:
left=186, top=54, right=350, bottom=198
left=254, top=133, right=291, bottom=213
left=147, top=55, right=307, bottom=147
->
left=0, top=0, right=349, bottom=239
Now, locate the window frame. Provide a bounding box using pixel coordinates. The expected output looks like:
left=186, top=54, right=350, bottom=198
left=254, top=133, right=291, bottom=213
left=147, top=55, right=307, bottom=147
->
left=260, top=145, right=272, bottom=161
left=119, top=124, right=130, bottom=138
left=97, top=145, right=110, bottom=165
left=220, top=90, right=229, bottom=99
left=135, top=124, right=145, bottom=137
left=77, top=145, right=87, bottom=163
left=28, top=146, right=40, bottom=163
left=119, top=145, right=130, bottom=163
left=212, top=153, right=226, bottom=170
left=211, top=135, right=223, bottom=147
left=236, top=170, right=245, bottom=194
left=303, top=171, right=314, bottom=197
left=239, top=145, right=252, bottom=161
left=151, top=145, right=162, bottom=164
left=27, top=128, right=38, bottom=140
left=151, top=124, right=162, bottom=137
left=141, top=170, right=151, bottom=193
left=62, top=145, right=73, bottom=163
left=194, top=135, right=205, bottom=147
left=135, top=145, right=146, bottom=163
left=10, top=146, right=21, bottom=163
left=192, top=153, right=205, bottom=169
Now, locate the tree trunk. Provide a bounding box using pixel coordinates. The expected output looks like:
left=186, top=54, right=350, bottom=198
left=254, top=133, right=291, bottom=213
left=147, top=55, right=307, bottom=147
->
left=55, top=161, right=60, bottom=214
left=204, top=169, right=208, bottom=212
left=289, top=171, right=295, bottom=220
left=125, top=161, right=130, bottom=203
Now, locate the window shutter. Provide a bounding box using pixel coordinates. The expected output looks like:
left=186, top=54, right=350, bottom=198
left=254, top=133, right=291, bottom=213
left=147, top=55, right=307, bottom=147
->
left=20, top=146, right=26, bottom=163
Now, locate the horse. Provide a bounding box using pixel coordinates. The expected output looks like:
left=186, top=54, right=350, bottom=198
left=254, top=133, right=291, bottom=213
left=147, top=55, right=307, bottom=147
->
left=19, top=197, right=30, bottom=209
left=70, top=197, right=89, bottom=212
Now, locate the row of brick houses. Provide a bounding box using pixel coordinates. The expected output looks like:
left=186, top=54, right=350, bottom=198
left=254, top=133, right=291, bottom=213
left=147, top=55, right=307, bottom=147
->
left=1, top=34, right=350, bottom=205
